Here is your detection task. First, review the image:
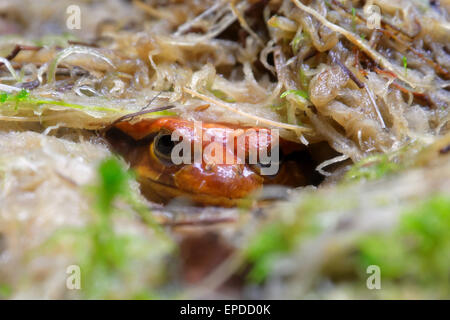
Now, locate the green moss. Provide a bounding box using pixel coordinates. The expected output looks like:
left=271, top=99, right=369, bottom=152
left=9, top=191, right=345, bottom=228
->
left=33, top=33, right=78, bottom=47
left=80, top=158, right=172, bottom=298
left=16, top=89, right=29, bottom=100
left=403, top=56, right=408, bottom=76
left=0, top=90, right=175, bottom=116
left=298, top=66, right=309, bottom=91
left=270, top=103, right=285, bottom=111
left=359, top=195, right=450, bottom=295
left=280, top=89, right=309, bottom=100
left=0, top=284, right=12, bottom=298
left=246, top=223, right=289, bottom=283
left=0, top=89, right=31, bottom=110
left=38, top=157, right=173, bottom=299
left=0, top=89, right=120, bottom=113
left=267, top=15, right=281, bottom=29
left=245, top=196, right=324, bottom=283
left=351, top=7, right=357, bottom=32
left=290, top=33, right=302, bottom=54
left=15, top=89, right=30, bottom=110
left=344, top=153, right=402, bottom=182
left=290, top=31, right=310, bottom=55
left=96, top=158, right=130, bottom=215
left=0, top=92, right=9, bottom=103
left=210, top=89, right=235, bottom=103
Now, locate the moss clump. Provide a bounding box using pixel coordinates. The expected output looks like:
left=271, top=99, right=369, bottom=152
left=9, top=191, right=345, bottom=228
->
left=359, top=195, right=450, bottom=296
left=344, top=153, right=402, bottom=182
left=39, top=157, right=173, bottom=299
left=245, top=196, right=324, bottom=283
left=246, top=223, right=290, bottom=283
left=0, top=90, right=176, bottom=117
left=0, top=284, right=12, bottom=298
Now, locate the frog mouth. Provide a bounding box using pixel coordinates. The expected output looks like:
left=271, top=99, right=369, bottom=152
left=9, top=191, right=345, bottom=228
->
left=138, top=176, right=247, bottom=207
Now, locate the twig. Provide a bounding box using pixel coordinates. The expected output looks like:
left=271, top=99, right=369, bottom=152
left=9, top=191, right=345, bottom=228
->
left=108, top=105, right=176, bottom=127
left=329, top=51, right=385, bottom=128
left=183, top=87, right=312, bottom=133
left=365, top=85, right=386, bottom=129
left=67, top=40, right=99, bottom=48
left=0, top=44, right=41, bottom=68
left=330, top=51, right=364, bottom=89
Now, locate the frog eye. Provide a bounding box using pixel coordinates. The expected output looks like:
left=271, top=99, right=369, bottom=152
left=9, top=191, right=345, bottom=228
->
left=250, top=162, right=275, bottom=176
left=153, top=131, right=176, bottom=163
left=249, top=150, right=284, bottom=176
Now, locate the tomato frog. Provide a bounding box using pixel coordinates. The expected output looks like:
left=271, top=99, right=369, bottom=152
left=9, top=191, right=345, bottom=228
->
left=106, top=117, right=321, bottom=206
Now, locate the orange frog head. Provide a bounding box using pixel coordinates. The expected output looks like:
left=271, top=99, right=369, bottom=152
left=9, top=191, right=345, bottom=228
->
left=107, top=117, right=319, bottom=206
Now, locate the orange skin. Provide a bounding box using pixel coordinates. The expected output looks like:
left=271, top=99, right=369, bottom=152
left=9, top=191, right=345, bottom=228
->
left=113, top=117, right=309, bottom=206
